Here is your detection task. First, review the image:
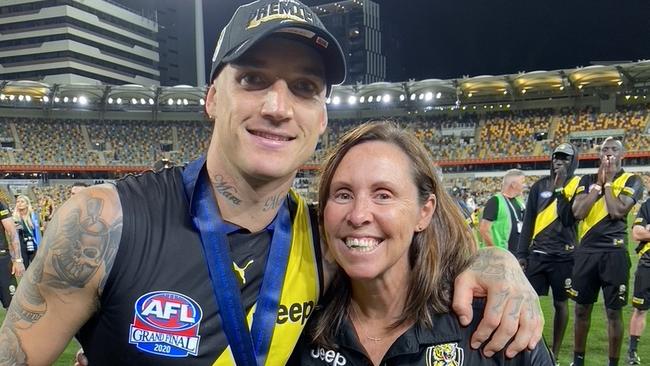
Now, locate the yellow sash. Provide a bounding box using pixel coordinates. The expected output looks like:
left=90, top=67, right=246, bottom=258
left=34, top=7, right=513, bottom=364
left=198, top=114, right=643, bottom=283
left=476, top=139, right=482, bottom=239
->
left=533, top=176, right=580, bottom=238
left=213, top=189, right=320, bottom=365
left=578, top=173, right=633, bottom=240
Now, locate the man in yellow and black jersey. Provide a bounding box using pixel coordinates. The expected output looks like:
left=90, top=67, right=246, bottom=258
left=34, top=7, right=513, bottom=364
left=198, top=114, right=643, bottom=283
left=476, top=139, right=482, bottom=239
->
left=517, top=142, right=580, bottom=363
left=570, top=137, right=644, bottom=366
left=626, top=199, right=650, bottom=365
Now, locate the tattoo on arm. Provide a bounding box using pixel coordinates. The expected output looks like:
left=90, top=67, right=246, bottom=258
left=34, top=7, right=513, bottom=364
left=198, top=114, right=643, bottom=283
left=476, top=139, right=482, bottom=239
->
left=1, top=188, right=123, bottom=361
left=0, top=327, right=27, bottom=365
left=213, top=175, right=242, bottom=206
left=470, top=249, right=541, bottom=321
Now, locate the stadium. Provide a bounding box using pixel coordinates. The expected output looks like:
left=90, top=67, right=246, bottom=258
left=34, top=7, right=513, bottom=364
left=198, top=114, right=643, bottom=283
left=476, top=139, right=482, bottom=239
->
left=1, top=61, right=650, bottom=207
left=1, top=0, right=649, bottom=365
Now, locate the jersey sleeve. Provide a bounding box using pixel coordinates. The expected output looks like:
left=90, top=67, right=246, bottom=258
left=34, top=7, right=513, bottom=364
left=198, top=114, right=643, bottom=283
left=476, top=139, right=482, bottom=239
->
left=481, top=196, right=498, bottom=221
left=0, top=201, right=10, bottom=220
left=621, top=174, right=644, bottom=203
left=634, top=200, right=650, bottom=228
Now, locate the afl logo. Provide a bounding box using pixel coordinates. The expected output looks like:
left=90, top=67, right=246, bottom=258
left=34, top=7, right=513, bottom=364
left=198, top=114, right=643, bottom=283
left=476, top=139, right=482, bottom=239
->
left=129, top=291, right=203, bottom=358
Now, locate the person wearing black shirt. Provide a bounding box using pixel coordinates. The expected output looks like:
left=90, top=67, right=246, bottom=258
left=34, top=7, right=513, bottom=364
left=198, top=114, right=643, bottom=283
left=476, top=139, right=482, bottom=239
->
left=570, top=138, right=643, bottom=366
left=480, top=169, right=526, bottom=253
left=627, top=199, right=650, bottom=365
left=517, top=143, right=580, bottom=363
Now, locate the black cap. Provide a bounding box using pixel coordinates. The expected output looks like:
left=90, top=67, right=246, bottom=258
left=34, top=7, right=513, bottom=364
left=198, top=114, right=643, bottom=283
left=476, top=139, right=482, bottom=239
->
left=209, top=0, right=346, bottom=89
left=553, top=143, right=575, bottom=156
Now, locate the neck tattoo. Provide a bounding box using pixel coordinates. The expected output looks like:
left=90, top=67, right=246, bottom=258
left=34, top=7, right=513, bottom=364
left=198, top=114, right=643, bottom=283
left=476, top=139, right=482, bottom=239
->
left=262, top=194, right=283, bottom=212
left=213, top=175, right=242, bottom=206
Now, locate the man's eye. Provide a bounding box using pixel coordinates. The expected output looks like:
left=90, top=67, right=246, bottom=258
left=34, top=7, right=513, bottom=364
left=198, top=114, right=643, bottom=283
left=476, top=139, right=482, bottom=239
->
left=240, top=74, right=268, bottom=89
left=292, top=79, right=321, bottom=97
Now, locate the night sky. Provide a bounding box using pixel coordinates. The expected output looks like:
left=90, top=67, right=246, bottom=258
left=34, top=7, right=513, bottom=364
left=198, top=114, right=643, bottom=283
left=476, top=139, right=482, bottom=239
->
left=203, top=0, right=649, bottom=83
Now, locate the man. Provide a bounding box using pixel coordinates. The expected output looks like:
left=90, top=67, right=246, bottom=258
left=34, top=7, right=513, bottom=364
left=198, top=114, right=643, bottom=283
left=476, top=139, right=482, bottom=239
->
left=0, top=1, right=542, bottom=364
left=517, top=143, right=580, bottom=363
left=570, top=137, right=643, bottom=366
left=480, top=169, right=527, bottom=253
left=627, top=199, right=650, bottom=365
left=0, top=198, right=24, bottom=309
left=451, top=186, right=474, bottom=228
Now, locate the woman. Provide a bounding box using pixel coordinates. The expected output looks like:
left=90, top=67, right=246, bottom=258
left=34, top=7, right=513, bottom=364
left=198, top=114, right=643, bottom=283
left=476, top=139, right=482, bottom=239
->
left=291, top=121, right=553, bottom=365
left=13, top=195, right=42, bottom=267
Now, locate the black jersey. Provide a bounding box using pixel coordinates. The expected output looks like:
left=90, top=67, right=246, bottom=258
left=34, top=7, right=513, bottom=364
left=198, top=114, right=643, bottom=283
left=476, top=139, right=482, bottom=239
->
left=575, top=170, right=643, bottom=252
left=633, top=200, right=650, bottom=268
left=517, top=175, right=580, bottom=260
left=290, top=299, right=554, bottom=366
left=77, top=165, right=322, bottom=365
left=0, top=201, right=11, bottom=252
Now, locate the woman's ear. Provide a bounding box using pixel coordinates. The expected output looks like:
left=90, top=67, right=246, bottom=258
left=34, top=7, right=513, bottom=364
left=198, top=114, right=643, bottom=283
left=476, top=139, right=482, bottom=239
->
left=416, top=194, right=436, bottom=232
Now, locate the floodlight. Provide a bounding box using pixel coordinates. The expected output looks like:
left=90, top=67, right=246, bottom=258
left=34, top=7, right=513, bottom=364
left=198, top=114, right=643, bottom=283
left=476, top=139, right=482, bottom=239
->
left=347, top=96, right=357, bottom=105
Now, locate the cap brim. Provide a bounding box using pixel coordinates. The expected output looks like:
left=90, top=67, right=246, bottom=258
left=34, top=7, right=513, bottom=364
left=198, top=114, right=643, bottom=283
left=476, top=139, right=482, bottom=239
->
left=221, top=22, right=346, bottom=87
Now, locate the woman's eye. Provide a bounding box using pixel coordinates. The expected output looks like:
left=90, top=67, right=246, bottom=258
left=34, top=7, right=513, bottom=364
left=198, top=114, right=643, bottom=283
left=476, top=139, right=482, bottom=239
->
left=332, top=191, right=352, bottom=202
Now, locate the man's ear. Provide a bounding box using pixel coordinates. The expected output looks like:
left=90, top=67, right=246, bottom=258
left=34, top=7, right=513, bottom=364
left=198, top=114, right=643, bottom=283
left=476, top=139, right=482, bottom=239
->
left=205, top=84, right=217, bottom=118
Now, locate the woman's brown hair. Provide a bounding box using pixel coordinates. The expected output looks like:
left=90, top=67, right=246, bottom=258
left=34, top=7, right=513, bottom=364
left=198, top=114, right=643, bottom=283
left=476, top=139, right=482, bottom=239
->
left=310, top=121, right=477, bottom=346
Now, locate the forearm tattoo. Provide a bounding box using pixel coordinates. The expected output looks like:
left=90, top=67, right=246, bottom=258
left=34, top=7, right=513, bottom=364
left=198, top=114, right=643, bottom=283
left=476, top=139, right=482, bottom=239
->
left=0, top=191, right=122, bottom=362
left=0, top=328, right=27, bottom=365
left=470, top=249, right=541, bottom=321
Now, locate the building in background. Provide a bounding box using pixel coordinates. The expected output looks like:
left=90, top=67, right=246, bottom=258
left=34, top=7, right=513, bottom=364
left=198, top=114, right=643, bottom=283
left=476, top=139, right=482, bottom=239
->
left=313, top=0, right=385, bottom=85
left=115, top=0, right=205, bottom=86
left=0, top=0, right=160, bottom=85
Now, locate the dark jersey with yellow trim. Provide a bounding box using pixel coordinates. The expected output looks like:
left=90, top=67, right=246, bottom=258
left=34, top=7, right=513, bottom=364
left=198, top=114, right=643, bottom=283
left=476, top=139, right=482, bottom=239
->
left=77, top=166, right=323, bottom=365
left=517, top=175, right=580, bottom=260
left=290, top=299, right=554, bottom=366
left=576, top=170, right=643, bottom=252
left=633, top=200, right=650, bottom=268
left=0, top=201, right=10, bottom=251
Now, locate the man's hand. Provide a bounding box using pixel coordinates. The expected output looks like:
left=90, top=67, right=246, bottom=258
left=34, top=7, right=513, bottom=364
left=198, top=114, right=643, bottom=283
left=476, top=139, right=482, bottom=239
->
left=452, top=248, right=543, bottom=358
left=74, top=348, right=88, bottom=366
left=517, top=257, right=527, bottom=271
left=553, top=165, right=567, bottom=190
left=11, top=261, right=25, bottom=277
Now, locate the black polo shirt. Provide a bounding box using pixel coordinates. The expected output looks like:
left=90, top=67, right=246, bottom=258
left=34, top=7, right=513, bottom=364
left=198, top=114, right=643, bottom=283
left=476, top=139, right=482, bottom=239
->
left=0, top=201, right=11, bottom=252
left=290, top=299, right=554, bottom=365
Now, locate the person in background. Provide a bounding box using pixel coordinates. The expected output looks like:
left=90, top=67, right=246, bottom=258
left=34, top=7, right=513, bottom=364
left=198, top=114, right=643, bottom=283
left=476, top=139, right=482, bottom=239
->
left=627, top=198, right=650, bottom=365
left=480, top=169, right=526, bottom=253
left=12, top=195, right=42, bottom=268
left=0, top=198, right=23, bottom=310
left=517, top=142, right=580, bottom=364
left=570, top=137, right=643, bottom=366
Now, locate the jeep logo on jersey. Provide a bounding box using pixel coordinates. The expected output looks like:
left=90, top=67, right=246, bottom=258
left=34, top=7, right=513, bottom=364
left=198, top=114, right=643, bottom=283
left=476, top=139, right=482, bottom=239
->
left=129, top=291, right=203, bottom=357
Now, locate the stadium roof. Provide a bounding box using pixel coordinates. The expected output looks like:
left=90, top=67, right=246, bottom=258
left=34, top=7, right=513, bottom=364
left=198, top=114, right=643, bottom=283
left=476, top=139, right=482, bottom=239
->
left=1, top=61, right=648, bottom=113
